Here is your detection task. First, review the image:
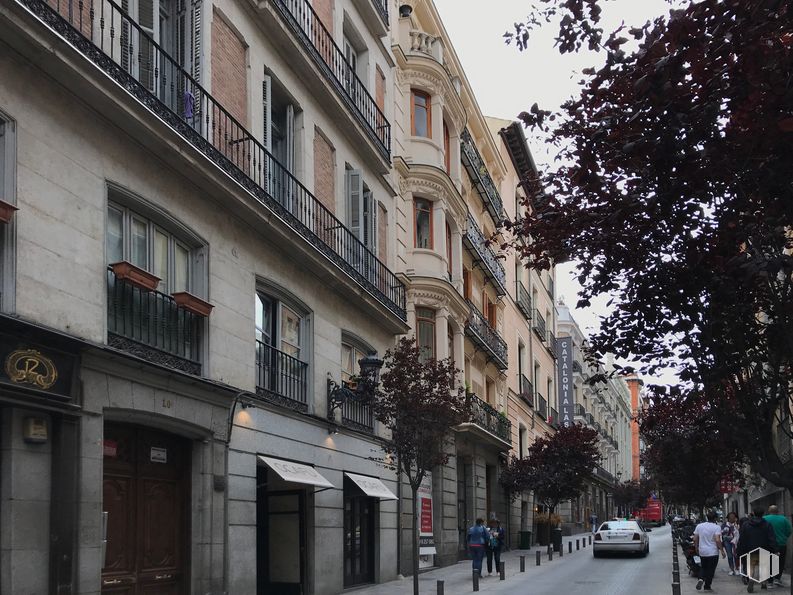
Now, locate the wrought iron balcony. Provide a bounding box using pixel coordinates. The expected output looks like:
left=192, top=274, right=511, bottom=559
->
left=594, top=464, right=615, bottom=485
left=107, top=270, right=202, bottom=375
left=519, top=374, right=534, bottom=408
left=273, top=0, right=391, bottom=159
left=572, top=360, right=583, bottom=374
left=549, top=406, right=559, bottom=429
left=465, top=300, right=508, bottom=370
left=547, top=329, right=557, bottom=357
left=536, top=393, right=547, bottom=419
left=256, top=340, right=309, bottom=412
left=467, top=392, right=511, bottom=444
left=463, top=213, right=507, bottom=296
left=574, top=403, right=586, bottom=419
left=585, top=412, right=595, bottom=427
left=516, top=281, right=532, bottom=320
left=532, top=310, right=547, bottom=341
left=460, top=129, right=504, bottom=224
left=371, top=0, right=388, bottom=24
left=23, top=0, right=406, bottom=322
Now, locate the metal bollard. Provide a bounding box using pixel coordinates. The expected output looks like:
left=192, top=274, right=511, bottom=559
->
left=548, top=548, right=553, bottom=562
left=499, top=561, right=505, bottom=580
left=568, top=541, right=572, bottom=554
left=536, top=550, right=541, bottom=566
left=589, top=535, right=592, bottom=545
left=520, top=555, right=525, bottom=572
left=437, top=580, right=444, bottom=595
left=559, top=542, right=563, bottom=557
left=672, top=581, right=681, bottom=595
left=576, top=539, right=580, bottom=550
left=473, top=571, right=479, bottom=592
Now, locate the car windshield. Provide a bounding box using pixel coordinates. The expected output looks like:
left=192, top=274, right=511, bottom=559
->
left=598, top=521, right=641, bottom=532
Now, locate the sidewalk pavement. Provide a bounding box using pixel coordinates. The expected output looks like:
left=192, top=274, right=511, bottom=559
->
left=676, top=553, right=791, bottom=594
left=347, top=531, right=597, bottom=595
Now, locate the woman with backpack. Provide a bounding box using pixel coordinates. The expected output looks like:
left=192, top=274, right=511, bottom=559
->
left=721, top=512, right=739, bottom=576
left=486, top=518, right=505, bottom=575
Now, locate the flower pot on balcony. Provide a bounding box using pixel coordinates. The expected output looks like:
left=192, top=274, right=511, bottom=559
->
left=0, top=199, right=19, bottom=223
left=171, top=291, right=214, bottom=317
left=110, top=261, right=161, bottom=292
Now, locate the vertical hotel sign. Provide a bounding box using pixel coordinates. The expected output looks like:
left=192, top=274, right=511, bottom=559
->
left=556, top=337, right=574, bottom=427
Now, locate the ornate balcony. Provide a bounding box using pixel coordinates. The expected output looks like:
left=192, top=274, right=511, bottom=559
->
left=256, top=340, right=309, bottom=412
left=465, top=300, right=508, bottom=370
left=273, top=0, right=391, bottom=159
left=21, top=0, right=406, bottom=322
left=464, top=392, right=511, bottom=446
left=574, top=403, right=586, bottom=420
left=516, top=281, right=532, bottom=320
left=463, top=213, right=507, bottom=296
left=107, top=270, right=202, bottom=375
left=519, top=374, right=534, bottom=408
left=536, top=393, right=547, bottom=419
left=532, top=310, right=547, bottom=341
left=460, top=129, right=504, bottom=224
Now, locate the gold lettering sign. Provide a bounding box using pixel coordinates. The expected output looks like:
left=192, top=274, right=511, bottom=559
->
left=5, top=349, right=58, bottom=390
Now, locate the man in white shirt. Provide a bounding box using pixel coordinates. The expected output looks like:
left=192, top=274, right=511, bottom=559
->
left=694, top=510, right=726, bottom=591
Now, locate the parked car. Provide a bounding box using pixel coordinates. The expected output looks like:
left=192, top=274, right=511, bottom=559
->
left=593, top=520, right=650, bottom=557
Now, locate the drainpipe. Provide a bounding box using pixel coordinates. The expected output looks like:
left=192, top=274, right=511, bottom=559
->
left=396, top=454, right=402, bottom=577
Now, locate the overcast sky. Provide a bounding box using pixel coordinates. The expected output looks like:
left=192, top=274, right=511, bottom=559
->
left=433, top=0, right=678, bottom=384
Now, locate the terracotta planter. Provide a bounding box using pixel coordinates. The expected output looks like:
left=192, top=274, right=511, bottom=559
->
left=0, top=199, right=18, bottom=223
left=171, top=291, right=214, bottom=317
left=109, top=261, right=161, bottom=292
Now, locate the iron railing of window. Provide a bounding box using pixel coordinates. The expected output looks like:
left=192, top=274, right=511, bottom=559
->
left=594, top=465, right=615, bottom=484
left=460, top=128, right=504, bottom=224
left=273, top=0, right=391, bottom=159
left=532, top=309, right=547, bottom=341
left=574, top=403, right=586, bottom=418
left=546, top=329, right=557, bottom=356
left=467, top=392, right=511, bottom=443
left=371, top=0, right=388, bottom=24
left=549, top=406, right=559, bottom=428
left=256, top=340, right=309, bottom=412
left=463, top=212, right=507, bottom=295
left=107, top=270, right=202, bottom=375
left=465, top=300, right=508, bottom=370
left=23, top=0, right=406, bottom=321
left=341, top=392, right=374, bottom=433
left=516, top=280, right=532, bottom=320
left=536, top=393, right=547, bottom=418
left=519, top=374, right=534, bottom=408
left=547, top=276, right=554, bottom=299
left=585, top=412, right=595, bottom=427
left=572, top=360, right=583, bottom=374
left=593, top=421, right=602, bottom=434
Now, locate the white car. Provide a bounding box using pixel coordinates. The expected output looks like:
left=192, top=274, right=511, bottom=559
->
left=592, top=520, right=650, bottom=557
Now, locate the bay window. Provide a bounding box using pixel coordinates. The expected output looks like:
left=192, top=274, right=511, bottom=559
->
left=414, top=198, right=433, bottom=249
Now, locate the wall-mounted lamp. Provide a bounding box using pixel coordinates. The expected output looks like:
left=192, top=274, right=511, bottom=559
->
left=327, top=352, right=383, bottom=421
left=399, top=4, right=413, bottom=18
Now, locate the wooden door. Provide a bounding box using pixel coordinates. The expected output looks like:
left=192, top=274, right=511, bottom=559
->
left=102, top=423, right=190, bottom=594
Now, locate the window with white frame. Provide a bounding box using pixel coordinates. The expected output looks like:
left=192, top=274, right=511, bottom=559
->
left=345, top=168, right=377, bottom=254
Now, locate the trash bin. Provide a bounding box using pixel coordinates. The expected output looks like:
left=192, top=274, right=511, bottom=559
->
left=518, top=530, right=532, bottom=549
left=552, top=527, right=563, bottom=552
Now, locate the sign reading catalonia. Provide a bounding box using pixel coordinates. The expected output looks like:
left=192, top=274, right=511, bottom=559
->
left=738, top=547, right=779, bottom=584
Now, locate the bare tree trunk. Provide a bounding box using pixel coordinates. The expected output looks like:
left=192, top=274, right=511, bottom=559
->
left=412, top=484, right=420, bottom=595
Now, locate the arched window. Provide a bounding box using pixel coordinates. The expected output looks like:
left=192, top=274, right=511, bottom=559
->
left=411, top=89, right=431, bottom=138
left=414, top=198, right=433, bottom=249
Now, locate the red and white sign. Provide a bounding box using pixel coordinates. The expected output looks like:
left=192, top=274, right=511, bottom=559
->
left=418, top=473, right=436, bottom=560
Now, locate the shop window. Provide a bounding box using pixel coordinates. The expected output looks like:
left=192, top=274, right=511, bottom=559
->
left=414, top=198, right=433, bottom=249
left=411, top=89, right=431, bottom=138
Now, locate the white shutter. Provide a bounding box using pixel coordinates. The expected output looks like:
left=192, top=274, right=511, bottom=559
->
left=346, top=170, right=363, bottom=241
left=191, top=0, right=202, bottom=81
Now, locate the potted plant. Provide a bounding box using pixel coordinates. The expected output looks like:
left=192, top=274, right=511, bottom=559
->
left=171, top=291, right=214, bottom=317
left=109, top=261, right=161, bottom=292
left=533, top=512, right=562, bottom=546
left=0, top=199, right=18, bottom=224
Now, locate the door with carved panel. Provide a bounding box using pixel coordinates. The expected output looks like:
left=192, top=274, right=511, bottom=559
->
left=102, top=423, right=190, bottom=594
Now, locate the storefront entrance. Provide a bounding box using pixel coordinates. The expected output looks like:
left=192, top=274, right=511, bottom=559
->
left=257, top=465, right=307, bottom=595
left=101, top=423, right=190, bottom=594
left=343, top=477, right=375, bottom=587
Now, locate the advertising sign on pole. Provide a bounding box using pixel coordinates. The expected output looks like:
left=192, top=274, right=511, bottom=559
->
left=556, top=336, right=574, bottom=427
left=418, top=473, right=436, bottom=568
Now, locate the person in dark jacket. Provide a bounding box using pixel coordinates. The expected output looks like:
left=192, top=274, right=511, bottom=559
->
left=466, top=518, right=489, bottom=577
left=736, top=507, right=777, bottom=592
left=485, top=518, right=505, bottom=575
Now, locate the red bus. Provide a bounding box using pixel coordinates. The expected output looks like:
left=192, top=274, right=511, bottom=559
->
left=633, top=497, right=664, bottom=526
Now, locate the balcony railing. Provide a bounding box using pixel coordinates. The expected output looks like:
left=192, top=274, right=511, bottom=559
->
left=467, top=393, right=511, bottom=443
left=585, top=412, right=595, bottom=426
left=371, top=0, right=388, bottom=24
left=465, top=300, right=508, bottom=370
left=594, top=465, right=615, bottom=485
left=547, top=329, right=557, bottom=357
left=274, top=0, right=391, bottom=159
left=24, top=0, right=406, bottom=322
left=342, top=393, right=374, bottom=433
left=532, top=310, right=547, bottom=341
left=463, top=213, right=507, bottom=295
left=256, top=340, right=309, bottom=412
left=107, top=270, right=202, bottom=375
left=574, top=403, right=586, bottom=418
left=536, top=393, right=547, bottom=419
left=519, top=374, right=534, bottom=407
left=549, top=406, right=559, bottom=429
left=460, top=129, right=504, bottom=224
left=572, top=360, right=583, bottom=374
left=516, top=281, right=532, bottom=320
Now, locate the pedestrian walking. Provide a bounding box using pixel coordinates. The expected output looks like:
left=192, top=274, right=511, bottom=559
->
left=763, top=505, right=791, bottom=587
left=466, top=518, right=489, bottom=577
left=485, top=518, right=505, bottom=575
left=722, top=511, right=740, bottom=576
left=694, top=510, right=726, bottom=591
left=736, top=507, right=777, bottom=592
